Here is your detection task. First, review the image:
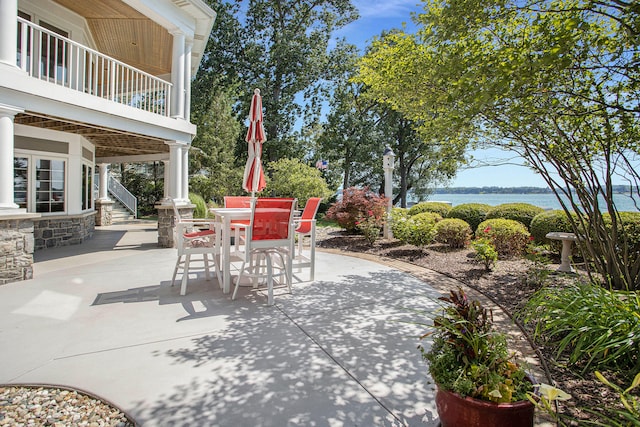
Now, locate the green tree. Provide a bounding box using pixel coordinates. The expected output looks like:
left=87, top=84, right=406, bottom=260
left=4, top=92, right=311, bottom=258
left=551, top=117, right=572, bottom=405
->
left=189, top=84, right=243, bottom=203
left=266, top=158, right=333, bottom=206
left=198, top=0, right=358, bottom=165
left=317, top=80, right=382, bottom=191
left=357, top=0, right=640, bottom=290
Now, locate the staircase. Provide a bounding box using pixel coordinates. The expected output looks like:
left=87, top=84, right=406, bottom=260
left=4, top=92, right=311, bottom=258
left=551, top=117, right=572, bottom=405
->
left=110, top=198, right=136, bottom=223
left=94, top=173, right=138, bottom=223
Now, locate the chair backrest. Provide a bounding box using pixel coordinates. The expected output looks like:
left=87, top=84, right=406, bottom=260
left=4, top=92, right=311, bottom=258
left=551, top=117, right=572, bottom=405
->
left=295, top=197, right=322, bottom=234
left=250, top=198, right=296, bottom=243
left=224, top=196, right=253, bottom=209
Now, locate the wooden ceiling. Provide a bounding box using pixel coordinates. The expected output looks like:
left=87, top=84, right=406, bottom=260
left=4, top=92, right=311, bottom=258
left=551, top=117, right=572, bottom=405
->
left=15, top=113, right=169, bottom=158
left=52, top=0, right=172, bottom=76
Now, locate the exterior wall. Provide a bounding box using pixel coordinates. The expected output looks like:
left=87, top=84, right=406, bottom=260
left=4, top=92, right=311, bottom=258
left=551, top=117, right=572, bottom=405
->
left=33, top=212, right=95, bottom=250
left=0, top=215, right=36, bottom=285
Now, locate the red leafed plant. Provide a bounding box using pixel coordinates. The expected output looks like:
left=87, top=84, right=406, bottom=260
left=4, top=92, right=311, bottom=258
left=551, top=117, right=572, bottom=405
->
left=326, top=187, right=388, bottom=233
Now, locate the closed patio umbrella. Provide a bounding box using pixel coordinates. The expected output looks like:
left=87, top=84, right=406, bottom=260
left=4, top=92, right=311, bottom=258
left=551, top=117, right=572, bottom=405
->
left=243, top=88, right=267, bottom=197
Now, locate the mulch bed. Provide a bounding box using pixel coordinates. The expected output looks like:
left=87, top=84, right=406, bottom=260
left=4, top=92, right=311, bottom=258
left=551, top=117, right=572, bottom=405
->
left=316, top=227, right=631, bottom=425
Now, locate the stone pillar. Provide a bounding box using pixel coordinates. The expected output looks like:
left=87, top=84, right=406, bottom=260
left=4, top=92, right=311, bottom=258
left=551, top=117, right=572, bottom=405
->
left=0, top=213, right=39, bottom=285
left=170, top=30, right=185, bottom=120
left=97, top=163, right=110, bottom=201
left=95, top=199, right=114, bottom=226
left=0, top=0, right=18, bottom=67
left=0, top=104, right=23, bottom=211
left=181, top=144, right=189, bottom=202
left=157, top=202, right=195, bottom=248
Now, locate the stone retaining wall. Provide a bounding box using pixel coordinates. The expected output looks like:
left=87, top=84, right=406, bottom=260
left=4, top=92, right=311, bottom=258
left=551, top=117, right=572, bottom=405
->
left=0, top=216, right=36, bottom=285
left=33, top=213, right=96, bottom=250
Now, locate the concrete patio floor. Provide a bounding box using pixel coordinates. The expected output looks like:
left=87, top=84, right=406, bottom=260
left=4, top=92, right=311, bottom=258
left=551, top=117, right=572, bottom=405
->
left=0, top=222, right=547, bottom=426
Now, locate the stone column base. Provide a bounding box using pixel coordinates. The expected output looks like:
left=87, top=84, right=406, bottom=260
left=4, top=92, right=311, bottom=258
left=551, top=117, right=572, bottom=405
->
left=0, top=212, right=40, bottom=285
left=95, top=200, right=114, bottom=226
left=157, top=203, right=195, bottom=248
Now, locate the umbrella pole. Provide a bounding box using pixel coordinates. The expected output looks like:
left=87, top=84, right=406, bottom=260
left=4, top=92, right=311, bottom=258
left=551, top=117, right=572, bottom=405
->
left=252, top=158, right=260, bottom=198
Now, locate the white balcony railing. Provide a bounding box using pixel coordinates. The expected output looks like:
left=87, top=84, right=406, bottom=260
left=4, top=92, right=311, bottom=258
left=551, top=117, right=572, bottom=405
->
left=16, top=17, right=172, bottom=117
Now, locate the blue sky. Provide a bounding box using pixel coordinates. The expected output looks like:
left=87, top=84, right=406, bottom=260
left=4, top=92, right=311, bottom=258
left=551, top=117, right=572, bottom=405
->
left=334, top=0, right=550, bottom=188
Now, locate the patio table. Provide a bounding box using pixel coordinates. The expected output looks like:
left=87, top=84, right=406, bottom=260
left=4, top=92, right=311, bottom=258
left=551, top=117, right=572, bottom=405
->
left=209, top=207, right=252, bottom=293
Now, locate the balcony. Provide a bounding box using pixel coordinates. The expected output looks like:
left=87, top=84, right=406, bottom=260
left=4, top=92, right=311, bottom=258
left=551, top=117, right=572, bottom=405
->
left=16, top=17, right=172, bottom=117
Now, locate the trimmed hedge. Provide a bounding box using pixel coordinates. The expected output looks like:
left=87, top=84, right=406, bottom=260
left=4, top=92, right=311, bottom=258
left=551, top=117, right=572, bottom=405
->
left=447, top=203, right=492, bottom=233
left=602, top=211, right=640, bottom=268
left=530, top=210, right=577, bottom=255
left=408, top=202, right=451, bottom=218
left=390, top=207, right=410, bottom=242
left=477, top=218, right=531, bottom=257
left=399, top=212, right=442, bottom=247
left=485, top=203, right=545, bottom=230
left=434, top=218, right=472, bottom=248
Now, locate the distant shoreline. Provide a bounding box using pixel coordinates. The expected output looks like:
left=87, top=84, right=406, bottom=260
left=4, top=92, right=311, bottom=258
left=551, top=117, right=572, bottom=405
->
left=435, top=186, right=634, bottom=195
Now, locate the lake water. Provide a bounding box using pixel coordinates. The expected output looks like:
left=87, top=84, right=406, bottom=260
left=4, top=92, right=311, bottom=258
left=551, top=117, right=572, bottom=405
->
left=423, top=193, right=639, bottom=212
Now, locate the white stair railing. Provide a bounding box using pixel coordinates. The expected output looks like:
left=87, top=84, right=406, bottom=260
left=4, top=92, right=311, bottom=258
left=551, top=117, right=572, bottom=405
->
left=93, top=173, right=137, bottom=218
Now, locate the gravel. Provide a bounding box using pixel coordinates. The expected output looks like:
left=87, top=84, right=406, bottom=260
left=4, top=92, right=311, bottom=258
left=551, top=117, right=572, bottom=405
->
left=0, top=386, right=135, bottom=427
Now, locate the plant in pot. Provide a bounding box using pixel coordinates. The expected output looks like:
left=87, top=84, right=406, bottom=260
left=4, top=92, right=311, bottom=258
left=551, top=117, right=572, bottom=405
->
left=418, top=287, right=536, bottom=427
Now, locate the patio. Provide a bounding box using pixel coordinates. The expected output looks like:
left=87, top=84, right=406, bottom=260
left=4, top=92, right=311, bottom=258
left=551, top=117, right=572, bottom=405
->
left=0, top=222, right=545, bottom=426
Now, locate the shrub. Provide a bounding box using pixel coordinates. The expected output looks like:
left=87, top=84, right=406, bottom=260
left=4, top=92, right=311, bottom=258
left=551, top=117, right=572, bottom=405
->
left=602, top=211, right=640, bottom=270
left=189, top=193, right=208, bottom=218
left=356, top=210, right=384, bottom=245
left=520, top=280, right=640, bottom=374
left=326, top=187, right=387, bottom=232
left=477, top=218, right=531, bottom=257
left=529, top=210, right=579, bottom=255
left=486, top=203, right=545, bottom=230
left=408, top=201, right=451, bottom=217
left=447, top=203, right=492, bottom=233
left=402, top=212, right=442, bottom=247
left=530, top=210, right=576, bottom=243
left=434, top=218, right=472, bottom=248
left=389, top=207, right=410, bottom=242
left=471, top=238, right=498, bottom=270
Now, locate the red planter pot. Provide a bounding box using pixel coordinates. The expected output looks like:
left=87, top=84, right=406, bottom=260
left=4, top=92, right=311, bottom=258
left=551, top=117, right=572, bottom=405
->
left=436, top=386, right=535, bottom=427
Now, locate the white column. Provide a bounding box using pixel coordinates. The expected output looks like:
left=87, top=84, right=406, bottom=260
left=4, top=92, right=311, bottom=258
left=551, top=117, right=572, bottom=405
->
left=97, top=163, right=111, bottom=201
left=167, top=142, right=182, bottom=202
left=0, top=0, right=18, bottom=67
left=162, top=160, right=170, bottom=201
left=181, top=145, right=189, bottom=202
left=0, top=104, right=23, bottom=210
left=170, top=31, right=185, bottom=120
left=184, top=39, right=193, bottom=121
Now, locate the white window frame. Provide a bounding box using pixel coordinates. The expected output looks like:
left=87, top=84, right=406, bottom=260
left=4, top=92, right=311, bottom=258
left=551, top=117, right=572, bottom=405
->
left=14, top=150, right=68, bottom=215
left=81, top=162, right=94, bottom=212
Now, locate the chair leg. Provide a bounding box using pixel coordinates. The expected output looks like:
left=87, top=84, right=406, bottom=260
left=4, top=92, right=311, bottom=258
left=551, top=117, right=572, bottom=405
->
left=212, top=253, right=223, bottom=289
left=172, top=255, right=182, bottom=286
left=266, top=256, right=274, bottom=306
left=232, top=260, right=247, bottom=300
left=180, top=254, right=191, bottom=296
left=309, top=230, right=316, bottom=282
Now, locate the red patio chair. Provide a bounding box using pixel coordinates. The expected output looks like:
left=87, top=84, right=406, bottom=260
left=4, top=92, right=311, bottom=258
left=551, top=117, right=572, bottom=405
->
left=292, top=197, right=322, bottom=281
left=223, top=196, right=253, bottom=252
left=171, top=200, right=221, bottom=296
left=232, top=197, right=296, bottom=305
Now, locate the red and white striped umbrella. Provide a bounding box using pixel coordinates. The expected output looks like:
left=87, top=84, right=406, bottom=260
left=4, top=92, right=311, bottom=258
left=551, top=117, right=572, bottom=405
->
left=242, top=88, right=267, bottom=196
